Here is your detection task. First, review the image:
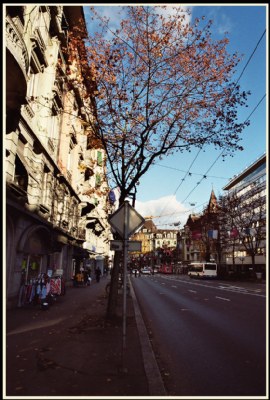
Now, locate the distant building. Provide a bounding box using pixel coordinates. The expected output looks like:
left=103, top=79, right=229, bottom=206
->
left=181, top=190, right=220, bottom=264
left=178, top=154, right=266, bottom=278
left=222, top=153, right=266, bottom=274
left=130, top=219, right=178, bottom=268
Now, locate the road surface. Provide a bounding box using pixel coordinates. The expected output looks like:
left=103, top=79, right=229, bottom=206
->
left=131, top=274, right=266, bottom=397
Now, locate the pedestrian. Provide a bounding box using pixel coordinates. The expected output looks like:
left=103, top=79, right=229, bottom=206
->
left=95, top=266, right=101, bottom=283
left=87, top=271, right=92, bottom=286
left=72, top=274, right=77, bottom=287
left=84, top=271, right=89, bottom=286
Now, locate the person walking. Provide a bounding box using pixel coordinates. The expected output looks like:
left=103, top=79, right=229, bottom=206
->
left=95, top=266, right=101, bottom=283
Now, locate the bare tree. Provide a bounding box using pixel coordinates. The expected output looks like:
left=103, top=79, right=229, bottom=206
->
left=218, top=184, right=266, bottom=275
left=69, top=6, right=250, bottom=317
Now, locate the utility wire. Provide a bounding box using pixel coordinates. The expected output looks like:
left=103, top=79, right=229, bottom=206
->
left=180, top=92, right=266, bottom=204
left=234, top=30, right=266, bottom=88
left=244, top=94, right=266, bottom=122
left=155, top=163, right=230, bottom=179
left=157, top=148, right=202, bottom=217
left=159, top=29, right=266, bottom=218
left=181, top=151, right=224, bottom=203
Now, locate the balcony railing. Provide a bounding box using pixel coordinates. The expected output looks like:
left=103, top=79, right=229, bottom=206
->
left=48, top=138, right=55, bottom=153
left=66, top=171, right=72, bottom=182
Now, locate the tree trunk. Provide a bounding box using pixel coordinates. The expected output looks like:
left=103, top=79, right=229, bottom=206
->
left=106, top=242, right=121, bottom=319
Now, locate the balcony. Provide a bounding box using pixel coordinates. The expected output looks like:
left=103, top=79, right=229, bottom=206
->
left=52, top=80, right=63, bottom=109
left=30, top=28, right=48, bottom=70
left=7, top=182, right=28, bottom=204
left=6, top=14, right=29, bottom=115
left=5, top=14, right=29, bottom=79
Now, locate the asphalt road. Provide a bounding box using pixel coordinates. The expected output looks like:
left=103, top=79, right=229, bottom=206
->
left=131, top=274, right=267, bottom=397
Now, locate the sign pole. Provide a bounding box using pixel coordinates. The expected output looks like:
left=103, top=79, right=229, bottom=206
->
left=121, top=201, right=128, bottom=372
left=108, top=199, right=145, bottom=373
left=123, top=201, right=128, bottom=349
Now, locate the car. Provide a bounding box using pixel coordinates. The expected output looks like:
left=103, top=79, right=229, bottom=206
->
left=141, top=268, right=152, bottom=275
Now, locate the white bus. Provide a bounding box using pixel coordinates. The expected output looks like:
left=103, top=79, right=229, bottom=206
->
left=188, top=262, right=218, bottom=279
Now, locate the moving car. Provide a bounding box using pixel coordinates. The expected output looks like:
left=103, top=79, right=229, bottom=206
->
left=141, top=267, right=152, bottom=275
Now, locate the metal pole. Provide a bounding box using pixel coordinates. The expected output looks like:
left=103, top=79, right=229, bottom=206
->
left=123, top=201, right=128, bottom=351
left=119, top=201, right=129, bottom=374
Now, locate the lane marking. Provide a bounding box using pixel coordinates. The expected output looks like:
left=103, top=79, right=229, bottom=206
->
left=216, top=296, right=231, bottom=302
left=188, top=290, right=197, bottom=293
left=156, top=276, right=265, bottom=298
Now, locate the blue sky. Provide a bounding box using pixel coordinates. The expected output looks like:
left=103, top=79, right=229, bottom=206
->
left=83, top=4, right=267, bottom=228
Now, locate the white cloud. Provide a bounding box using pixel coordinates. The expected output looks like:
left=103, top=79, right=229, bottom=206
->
left=157, top=4, right=192, bottom=24
left=205, top=7, right=233, bottom=35
left=135, top=195, right=189, bottom=229
left=217, top=13, right=233, bottom=35
left=85, top=5, right=193, bottom=37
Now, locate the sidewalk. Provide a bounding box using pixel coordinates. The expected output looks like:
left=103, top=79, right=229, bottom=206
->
left=4, top=275, right=165, bottom=398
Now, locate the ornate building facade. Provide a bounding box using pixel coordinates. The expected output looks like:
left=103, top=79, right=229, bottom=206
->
left=5, top=5, right=113, bottom=307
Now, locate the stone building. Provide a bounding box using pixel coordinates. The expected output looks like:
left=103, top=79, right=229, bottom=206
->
left=4, top=5, right=112, bottom=307
left=179, top=190, right=220, bottom=264
left=130, top=220, right=178, bottom=268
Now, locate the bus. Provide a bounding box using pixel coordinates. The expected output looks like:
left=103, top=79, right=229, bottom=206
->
left=188, top=262, right=217, bottom=279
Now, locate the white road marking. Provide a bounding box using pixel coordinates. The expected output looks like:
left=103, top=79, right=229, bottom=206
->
left=157, top=276, right=265, bottom=297
left=216, top=296, right=231, bottom=302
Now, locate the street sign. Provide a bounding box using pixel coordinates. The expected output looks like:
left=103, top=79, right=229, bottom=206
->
left=108, top=201, right=145, bottom=239
left=110, top=240, right=142, bottom=252
left=109, top=201, right=145, bottom=355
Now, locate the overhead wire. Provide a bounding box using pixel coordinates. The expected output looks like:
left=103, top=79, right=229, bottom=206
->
left=154, top=29, right=266, bottom=225
left=155, top=163, right=230, bottom=180
left=23, top=24, right=266, bottom=228
left=157, top=148, right=202, bottom=218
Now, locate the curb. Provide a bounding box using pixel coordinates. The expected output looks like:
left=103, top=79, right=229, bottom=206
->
left=129, top=278, right=167, bottom=396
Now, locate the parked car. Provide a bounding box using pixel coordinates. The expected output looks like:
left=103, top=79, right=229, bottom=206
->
left=141, top=268, right=152, bottom=275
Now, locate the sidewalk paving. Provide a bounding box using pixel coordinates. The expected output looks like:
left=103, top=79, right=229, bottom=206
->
left=4, top=275, right=165, bottom=398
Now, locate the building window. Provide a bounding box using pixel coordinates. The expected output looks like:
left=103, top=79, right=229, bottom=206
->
left=67, top=140, right=74, bottom=172
left=41, top=165, right=50, bottom=207
left=14, top=155, right=28, bottom=191
left=97, top=151, right=103, bottom=167
left=95, top=174, right=101, bottom=187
